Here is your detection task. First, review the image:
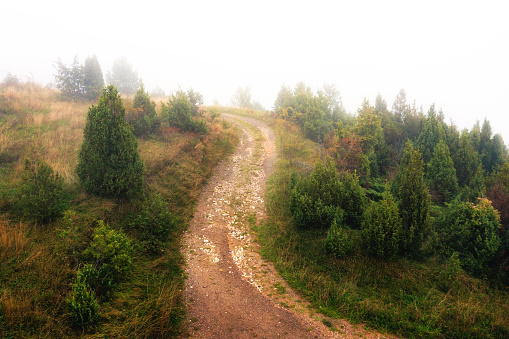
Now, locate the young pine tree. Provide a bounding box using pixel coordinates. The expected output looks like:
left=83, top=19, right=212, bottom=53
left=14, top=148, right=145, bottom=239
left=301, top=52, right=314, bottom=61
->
left=76, top=85, right=144, bottom=200
left=127, top=82, right=158, bottom=137
left=396, top=141, right=431, bottom=255
left=83, top=55, right=104, bottom=101
left=426, top=140, right=459, bottom=204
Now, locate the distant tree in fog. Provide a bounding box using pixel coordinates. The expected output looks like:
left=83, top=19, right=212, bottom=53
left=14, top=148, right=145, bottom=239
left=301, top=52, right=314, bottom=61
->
left=231, top=86, right=252, bottom=108
left=106, top=57, right=139, bottom=96
left=83, top=55, right=104, bottom=101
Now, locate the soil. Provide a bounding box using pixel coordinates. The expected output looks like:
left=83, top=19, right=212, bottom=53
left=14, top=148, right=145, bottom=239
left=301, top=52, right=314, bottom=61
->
left=181, top=114, right=397, bottom=339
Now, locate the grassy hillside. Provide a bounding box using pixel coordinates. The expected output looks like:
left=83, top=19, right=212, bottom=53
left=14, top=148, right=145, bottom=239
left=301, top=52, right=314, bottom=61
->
left=258, top=117, right=509, bottom=339
left=0, top=83, right=237, bottom=338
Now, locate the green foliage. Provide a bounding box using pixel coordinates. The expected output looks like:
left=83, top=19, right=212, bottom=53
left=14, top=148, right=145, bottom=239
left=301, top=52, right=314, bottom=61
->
left=54, top=55, right=104, bottom=101
left=274, top=83, right=335, bottom=143
left=290, top=158, right=366, bottom=229
left=126, top=82, right=158, bottom=137
left=361, top=190, right=403, bottom=259
left=17, top=158, right=68, bottom=224
left=324, top=212, right=354, bottom=258
left=395, top=141, right=431, bottom=255
left=187, top=88, right=204, bottom=115
left=438, top=198, right=501, bottom=276
left=426, top=140, right=459, bottom=204
left=83, top=55, right=104, bottom=101
left=76, top=85, right=145, bottom=200
left=67, top=268, right=100, bottom=328
left=54, top=55, right=84, bottom=101
left=105, top=57, right=139, bottom=95
left=417, top=104, right=446, bottom=164
left=162, top=90, right=208, bottom=133
left=81, top=221, right=133, bottom=293
left=134, top=193, right=179, bottom=253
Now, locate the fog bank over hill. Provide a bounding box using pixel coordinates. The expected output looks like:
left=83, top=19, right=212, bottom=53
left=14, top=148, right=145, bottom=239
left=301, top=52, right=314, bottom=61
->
left=1, top=0, right=508, bottom=141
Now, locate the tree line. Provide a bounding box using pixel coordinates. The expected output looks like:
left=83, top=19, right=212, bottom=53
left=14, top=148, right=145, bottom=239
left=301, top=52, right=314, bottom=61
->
left=277, top=84, right=508, bottom=285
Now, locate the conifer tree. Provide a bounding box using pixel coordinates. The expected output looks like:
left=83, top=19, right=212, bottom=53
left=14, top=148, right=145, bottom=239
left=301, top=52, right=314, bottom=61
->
left=76, top=85, right=144, bottom=199
left=396, top=141, right=431, bottom=255
left=127, top=82, right=157, bottom=137
left=417, top=104, right=446, bottom=164
left=426, top=140, right=459, bottom=204
left=83, top=55, right=104, bottom=101
left=362, top=189, right=403, bottom=259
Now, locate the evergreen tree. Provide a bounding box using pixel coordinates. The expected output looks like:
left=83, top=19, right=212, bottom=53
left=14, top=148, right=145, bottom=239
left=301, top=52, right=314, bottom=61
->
left=362, top=189, right=403, bottom=259
left=396, top=141, right=431, bottom=255
left=392, top=88, right=408, bottom=123
left=127, top=82, right=158, bottom=137
left=54, top=55, right=85, bottom=100
left=417, top=104, right=446, bottom=164
left=83, top=55, right=104, bottom=101
left=106, top=57, right=139, bottom=95
left=454, top=130, right=484, bottom=199
left=76, top=85, right=144, bottom=199
left=426, top=140, right=459, bottom=204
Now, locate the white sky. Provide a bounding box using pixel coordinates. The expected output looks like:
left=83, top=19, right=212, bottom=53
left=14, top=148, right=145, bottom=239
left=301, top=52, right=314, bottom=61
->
left=1, top=0, right=508, bottom=141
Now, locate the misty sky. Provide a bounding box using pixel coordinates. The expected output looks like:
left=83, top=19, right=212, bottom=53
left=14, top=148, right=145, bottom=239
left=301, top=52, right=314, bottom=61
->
left=2, top=0, right=508, bottom=141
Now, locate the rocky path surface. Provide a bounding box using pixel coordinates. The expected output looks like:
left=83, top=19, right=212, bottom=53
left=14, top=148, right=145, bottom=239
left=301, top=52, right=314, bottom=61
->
left=182, top=114, right=394, bottom=339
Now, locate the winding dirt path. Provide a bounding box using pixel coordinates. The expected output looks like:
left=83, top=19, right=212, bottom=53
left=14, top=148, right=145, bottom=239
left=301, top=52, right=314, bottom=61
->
left=182, top=114, right=394, bottom=339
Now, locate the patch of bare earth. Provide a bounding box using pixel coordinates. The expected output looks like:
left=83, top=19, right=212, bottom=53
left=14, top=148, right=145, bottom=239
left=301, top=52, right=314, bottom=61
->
left=182, top=114, right=397, bottom=339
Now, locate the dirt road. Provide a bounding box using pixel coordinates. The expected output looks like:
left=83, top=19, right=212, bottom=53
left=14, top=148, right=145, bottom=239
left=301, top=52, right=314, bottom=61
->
left=182, top=114, right=393, bottom=339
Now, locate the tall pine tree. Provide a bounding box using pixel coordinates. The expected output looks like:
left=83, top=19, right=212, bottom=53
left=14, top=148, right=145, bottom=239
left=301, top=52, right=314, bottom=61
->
left=76, top=85, right=144, bottom=199
left=83, top=55, right=104, bottom=101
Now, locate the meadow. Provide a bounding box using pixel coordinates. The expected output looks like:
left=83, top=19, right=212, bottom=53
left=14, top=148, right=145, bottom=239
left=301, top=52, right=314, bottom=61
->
left=0, top=82, right=237, bottom=338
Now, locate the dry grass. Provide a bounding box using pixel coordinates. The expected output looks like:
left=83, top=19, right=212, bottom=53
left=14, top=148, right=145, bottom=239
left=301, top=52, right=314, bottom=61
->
left=0, top=218, right=29, bottom=261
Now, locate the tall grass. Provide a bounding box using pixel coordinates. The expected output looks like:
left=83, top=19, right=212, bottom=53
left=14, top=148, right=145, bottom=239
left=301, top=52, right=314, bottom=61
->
left=260, top=119, right=509, bottom=339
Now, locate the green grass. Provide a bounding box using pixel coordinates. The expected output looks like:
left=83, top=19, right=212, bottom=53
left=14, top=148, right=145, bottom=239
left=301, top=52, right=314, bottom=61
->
left=259, top=119, right=509, bottom=339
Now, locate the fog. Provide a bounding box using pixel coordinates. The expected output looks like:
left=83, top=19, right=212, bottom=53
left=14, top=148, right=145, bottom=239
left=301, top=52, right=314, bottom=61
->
left=2, top=0, right=508, bottom=140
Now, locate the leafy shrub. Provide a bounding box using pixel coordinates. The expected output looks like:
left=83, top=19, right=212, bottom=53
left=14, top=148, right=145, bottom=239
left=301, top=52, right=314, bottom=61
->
left=438, top=198, right=501, bottom=276
left=17, top=158, right=68, bottom=224
left=126, top=83, right=159, bottom=137
left=134, top=193, right=178, bottom=253
left=290, top=158, right=366, bottom=229
left=162, top=90, right=208, bottom=133
left=325, top=212, right=354, bottom=258
left=67, top=269, right=100, bottom=328
left=81, top=221, right=133, bottom=293
left=361, top=190, right=403, bottom=260
left=76, top=85, right=144, bottom=200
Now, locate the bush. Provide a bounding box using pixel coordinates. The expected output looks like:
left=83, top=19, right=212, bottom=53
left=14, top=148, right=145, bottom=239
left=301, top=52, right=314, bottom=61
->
left=290, top=158, right=366, bottom=229
left=361, top=190, right=403, bottom=260
left=67, top=269, right=100, bottom=328
left=134, top=193, right=178, bottom=253
left=126, top=83, right=159, bottom=137
left=17, top=158, right=68, bottom=224
left=76, top=85, right=144, bottom=200
left=438, top=198, right=501, bottom=276
left=325, top=212, right=354, bottom=258
left=162, top=90, right=208, bottom=133
left=81, top=221, right=133, bottom=293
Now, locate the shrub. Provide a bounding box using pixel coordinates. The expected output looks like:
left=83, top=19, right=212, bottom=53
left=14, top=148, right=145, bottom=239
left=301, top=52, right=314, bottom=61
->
left=361, top=190, right=403, bottom=260
left=67, top=269, right=100, bottom=328
left=81, top=221, right=133, bottom=293
left=17, top=158, right=68, bottom=224
left=162, top=90, right=208, bottom=133
left=134, top=193, right=178, bottom=253
left=438, top=198, right=501, bottom=276
left=76, top=85, right=144, bottom=200
left=290, top=158, right=366, bottom=229
left=126, top=82, right=158, bottom=137
left=325, top=212, right=354, bottom=258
